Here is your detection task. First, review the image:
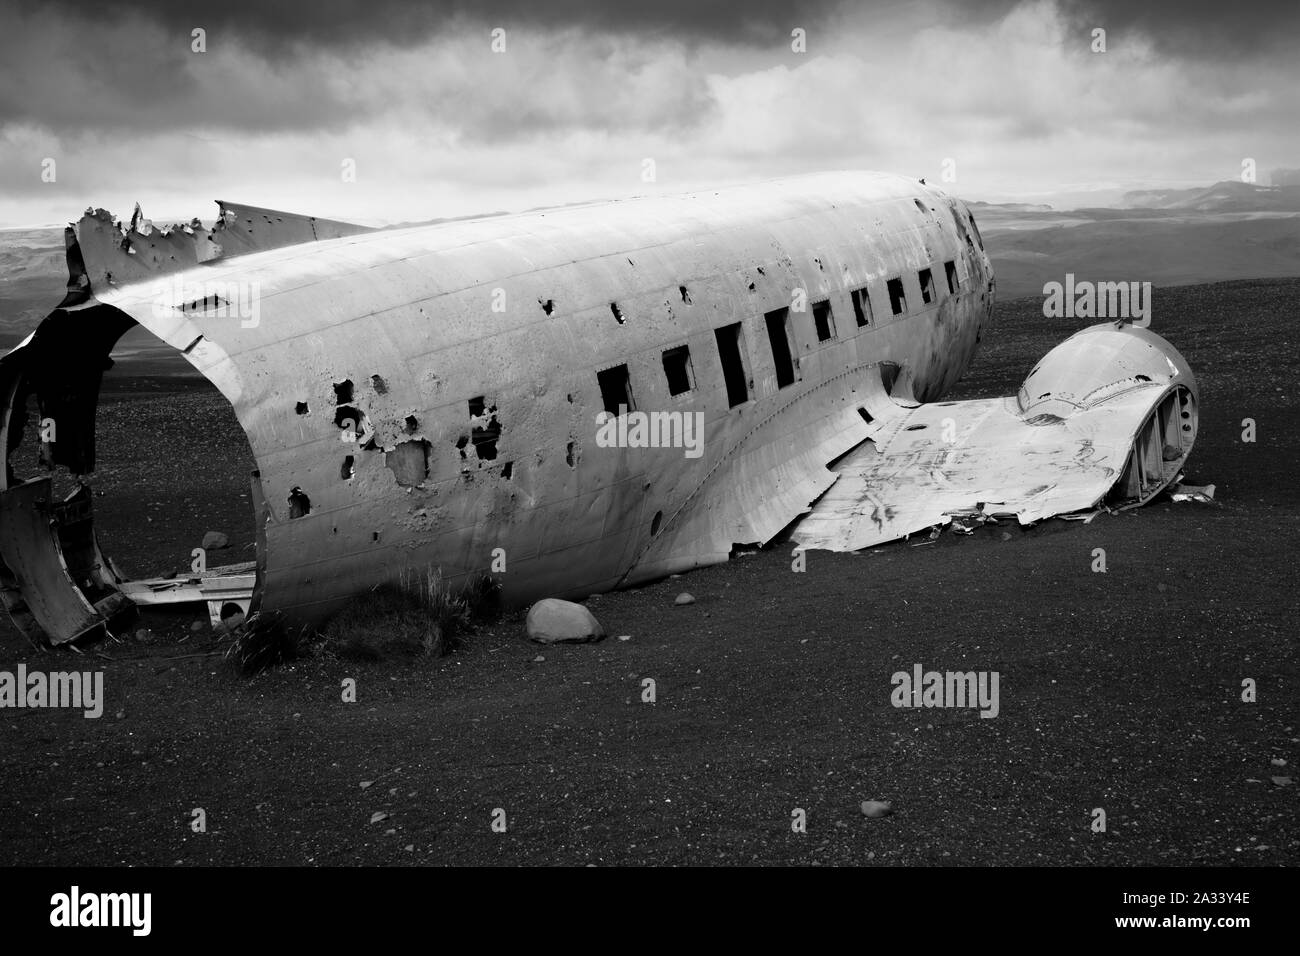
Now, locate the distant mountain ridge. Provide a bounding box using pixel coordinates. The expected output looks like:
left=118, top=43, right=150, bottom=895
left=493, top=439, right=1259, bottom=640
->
left=1120, top=180, right=1300, bottom=213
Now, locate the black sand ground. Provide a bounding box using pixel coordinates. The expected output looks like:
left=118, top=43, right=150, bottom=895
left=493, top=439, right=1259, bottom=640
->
left=0, top=279, right=1296, bottom=866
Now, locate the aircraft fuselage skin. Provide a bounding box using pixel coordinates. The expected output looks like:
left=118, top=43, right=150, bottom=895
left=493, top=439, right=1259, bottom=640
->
left=2, top=172, right=995, bottom=637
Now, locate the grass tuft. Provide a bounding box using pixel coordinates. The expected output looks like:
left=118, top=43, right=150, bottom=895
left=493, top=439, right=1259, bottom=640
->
left=319, top=568, right=500, bottom=663
left=224, top=612, right=302, bottom=675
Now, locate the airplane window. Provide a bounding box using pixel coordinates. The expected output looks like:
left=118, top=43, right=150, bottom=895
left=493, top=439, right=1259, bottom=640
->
left=597, top=364, right=635, bottom=415
left=944, top=260, right=958, bottom=293
left=918, top=268, right=935, bottom=305
left=851, top=288, right=873, bottom=327
left=764, top=308, right=796, bottom=388
left=662, top=345, right=695, bottom=396
left=813, top=300, right=836, bottom=341
left=715, top=323, right=751, bottom=407
left=887, top=278, right=907, bottom=315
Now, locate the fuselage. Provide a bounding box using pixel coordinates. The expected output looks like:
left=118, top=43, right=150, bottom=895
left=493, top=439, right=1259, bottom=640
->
left=4, top=171, right=996, bottom=632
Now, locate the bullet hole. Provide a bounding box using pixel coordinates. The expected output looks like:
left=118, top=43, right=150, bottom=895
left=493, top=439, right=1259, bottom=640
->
left=651, top=510, right=663, bottom=536
left=756, top=267, right=766, bottom=276
left=341, top=455, right=354, bottom=480
left=905, top=424, right=928, bottom=431
left=333, top=379, right=353, bottom=404
left=748, top=282, right=756, bottom=291
left=566, top=393, right=573, bottom=403
left=372, top=531, right=381, bottom=542
left=288, top=487, right=311, bottom=518
left=627, top=257, right=635, bottom=267
left=814, top=257, right=824, bottom=272
left=456, top=435, right=469, bottom=460
left=1037, top=392, right=1052, bottom=400
left=566, top=441, right=575, bottom=467
left=540, top=298, right=554, bottom=315
left=501, top=461, right=513, bottom=480
left=1135, top=374, right=1151, bottom=382
left=386, top=439, right=431, bottom=486
left=610, top=302, right=625, bottom=324
left=404, top=414, right=419, bottom=433
left=295, top=401, right=309, bottom=415
left=679, top=285, right=691, bottom=304
left=371, top=374, right=388, bottom=394
left=468, top=396, right=500, bottom=460
left=858, top=407, right=874, bottom=424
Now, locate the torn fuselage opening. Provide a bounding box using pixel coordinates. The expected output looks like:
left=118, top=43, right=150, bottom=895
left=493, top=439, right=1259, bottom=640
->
left=0, top=303, right=261, bottom=646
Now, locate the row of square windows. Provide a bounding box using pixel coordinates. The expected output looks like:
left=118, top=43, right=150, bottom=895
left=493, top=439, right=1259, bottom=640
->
left=596, top=258, right=962, bottom=415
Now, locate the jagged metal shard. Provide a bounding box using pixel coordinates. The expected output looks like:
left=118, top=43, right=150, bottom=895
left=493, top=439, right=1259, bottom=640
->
left=0, top=172, right=1197, bottom=646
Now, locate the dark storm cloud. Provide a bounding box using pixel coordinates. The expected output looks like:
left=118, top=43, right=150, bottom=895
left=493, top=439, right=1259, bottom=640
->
left=1058, top=0, right=1300, bottom=58
left=18, top=0, right=847, bottom=51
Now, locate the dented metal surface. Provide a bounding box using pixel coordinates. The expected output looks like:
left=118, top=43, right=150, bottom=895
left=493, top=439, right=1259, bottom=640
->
left=0, top=171, right=1198, bottom=646
left=793, top=325, right=1197, bottom=551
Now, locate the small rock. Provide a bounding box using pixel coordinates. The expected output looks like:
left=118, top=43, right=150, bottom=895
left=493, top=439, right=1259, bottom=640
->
left=190, top=621, right=205, bottom=632
left=674, top=592, right=695, bottom=606
left=1271, top=758, right=1287, bottom=767
left=404, top=844, right=414, bottom=852
left=201, top=531, right=229, bottom=550
left=860, top=800, right=893, bottom=818
left=526, top=598, right=605, bottom=644
left=359, top=781, right=373, bottom=789
left=617, top=634, right=631, bottom=641
left=1000, top=532, right=1012, bottom=541
left=1271, top=776, right=1293, bottom=787
left=532, top=655, right=545, bottom=663
left=369, top=811, right=389, bottom=824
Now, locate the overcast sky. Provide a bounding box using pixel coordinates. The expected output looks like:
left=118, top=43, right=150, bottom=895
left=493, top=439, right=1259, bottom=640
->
left=1, top=0, right=1297, bottom=227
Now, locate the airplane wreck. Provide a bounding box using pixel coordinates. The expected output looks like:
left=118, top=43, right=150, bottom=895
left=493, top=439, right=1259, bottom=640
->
left=0, top=172, right=1197, bottom=646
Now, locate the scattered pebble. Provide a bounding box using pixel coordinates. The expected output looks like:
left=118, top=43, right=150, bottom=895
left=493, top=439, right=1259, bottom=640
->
left=860, top=800, right=893, bottom=818
left=675, top=592, right=695, bottom=606
left=369, top=811, right=389, bottom=824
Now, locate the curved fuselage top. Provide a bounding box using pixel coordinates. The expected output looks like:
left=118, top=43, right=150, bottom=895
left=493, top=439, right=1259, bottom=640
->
left=86, top=170, right=995, bottom=617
